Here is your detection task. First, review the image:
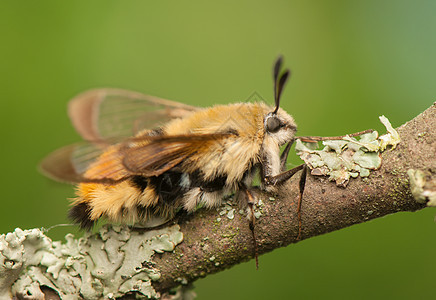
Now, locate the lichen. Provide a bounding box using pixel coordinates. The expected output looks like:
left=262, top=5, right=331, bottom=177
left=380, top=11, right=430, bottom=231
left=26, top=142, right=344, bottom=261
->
left=296, top=116, right=400, bottom=187
left=227, top=209, right=235, bottom=220
left=162, top=285, right=197, bottom=300
left=408, top=169, right=436, bottom=206
left=0, top=224, right=184, bottom=299
left=249, top=198, right=264, bottom=220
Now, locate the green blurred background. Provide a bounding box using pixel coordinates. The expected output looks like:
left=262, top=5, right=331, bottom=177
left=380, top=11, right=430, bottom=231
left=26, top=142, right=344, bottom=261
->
left=0, top=1, right=435, bottom=299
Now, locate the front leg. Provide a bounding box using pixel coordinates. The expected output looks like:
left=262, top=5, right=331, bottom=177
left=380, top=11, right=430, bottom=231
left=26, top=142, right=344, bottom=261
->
left=262, top=137, right=298, bottom=186
left=262, top=161, right=307, bottom=240
left=279, top=138, right=294, bottom=171
left=261, top=139, right=307, bottom=240
left=264, top=164, right=304, bottom=186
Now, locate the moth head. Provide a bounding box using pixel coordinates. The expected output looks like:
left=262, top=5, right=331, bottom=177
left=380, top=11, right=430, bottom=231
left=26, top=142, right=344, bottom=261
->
left=264, top=110, right=296, bottom=146
left=264, top=56, right=297, bottom=145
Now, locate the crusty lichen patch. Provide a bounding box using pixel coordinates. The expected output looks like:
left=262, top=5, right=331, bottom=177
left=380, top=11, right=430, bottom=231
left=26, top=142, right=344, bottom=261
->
left=0, top=224, right=183, bottom=299
left=408, top=169, right=436, bottom=206
left=296, top=116, right=400, bottom=187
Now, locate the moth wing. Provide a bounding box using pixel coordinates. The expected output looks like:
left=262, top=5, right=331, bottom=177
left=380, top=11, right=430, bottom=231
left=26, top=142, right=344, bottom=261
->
left=40, top=133, right=232, bottom=183
left=121, top=133, right=233, bottom=177
left=68, top=88, right=199, bottom=141
left=39, top=143, right=106, bottom=183
left=41, top=89, right=199, bottom=183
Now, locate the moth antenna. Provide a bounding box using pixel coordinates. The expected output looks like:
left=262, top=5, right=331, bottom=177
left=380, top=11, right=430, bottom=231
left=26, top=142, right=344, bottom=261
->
left=273, top=56, right=283, bottom=111
left=275, top=69, right=290, bottom=112
left=272, top=57, right=291, bottom=114
left=273, top=56, right=283, bottom=86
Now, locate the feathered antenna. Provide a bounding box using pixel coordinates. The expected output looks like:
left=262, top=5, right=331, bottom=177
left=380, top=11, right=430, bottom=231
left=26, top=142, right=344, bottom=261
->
left=272, top=56, right=290, bottom=114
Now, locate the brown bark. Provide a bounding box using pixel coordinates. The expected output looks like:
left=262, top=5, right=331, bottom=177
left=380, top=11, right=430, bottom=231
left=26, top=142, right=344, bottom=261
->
left=151, top=103, right=435, bottom=293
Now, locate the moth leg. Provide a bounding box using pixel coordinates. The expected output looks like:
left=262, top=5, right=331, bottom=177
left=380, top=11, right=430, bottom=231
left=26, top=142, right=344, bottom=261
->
left=264, top=164, right=307, bottom=240
left=264, top=164, right=304, bottom=186
left=296, top=165, right=307, bottom=240
left=239, top=185, right=259, bottom=269
left=280, top=138, right=294, bottom=171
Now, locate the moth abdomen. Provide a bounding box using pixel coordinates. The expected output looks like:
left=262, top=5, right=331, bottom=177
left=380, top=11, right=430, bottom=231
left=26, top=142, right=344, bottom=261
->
left=149, top=171, right=185, bottom=204
left=188, top=170, right=228, bottom=193
left=130, top=175, right=148, bottom=191
left=68, top=202, right=95, bottom=230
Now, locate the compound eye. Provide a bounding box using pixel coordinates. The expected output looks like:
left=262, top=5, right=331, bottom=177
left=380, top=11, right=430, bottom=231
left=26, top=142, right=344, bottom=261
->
left=266, top=116, right=281, bottom=133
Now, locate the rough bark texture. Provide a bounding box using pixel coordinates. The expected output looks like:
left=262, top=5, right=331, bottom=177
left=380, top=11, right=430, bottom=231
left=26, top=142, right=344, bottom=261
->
left=151, top=103, right=435, bottom=293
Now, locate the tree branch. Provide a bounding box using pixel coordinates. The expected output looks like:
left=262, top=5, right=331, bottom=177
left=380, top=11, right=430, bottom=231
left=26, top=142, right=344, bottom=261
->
left=2, top=103, right=434, bottom=299
left=152, top=102, right=435, bottom=292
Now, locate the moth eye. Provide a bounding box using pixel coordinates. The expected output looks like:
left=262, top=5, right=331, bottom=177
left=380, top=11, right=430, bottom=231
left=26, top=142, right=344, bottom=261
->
left=266, top=117, right=281, bottom=133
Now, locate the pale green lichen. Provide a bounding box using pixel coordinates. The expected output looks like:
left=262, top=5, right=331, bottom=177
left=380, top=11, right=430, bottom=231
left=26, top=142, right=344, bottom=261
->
left=164, top=285, right=197, bottom=300
left=227, top=209, right=235, bottom=220
left=296, top=116, right=400, bottom=187
left=253, top=198, right=264, bottom=219
left=217, top=195, right=241, bottom=220
left=0, top=224, right=184, bottom=299
left=378, top=115, right=401, bottom=151
left=408, top=169, right=436, bottom=206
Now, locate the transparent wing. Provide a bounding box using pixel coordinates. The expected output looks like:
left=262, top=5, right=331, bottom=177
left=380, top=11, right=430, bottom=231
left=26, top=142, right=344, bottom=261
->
left=39, top=143, right=107, bottom=183
left=41, top=89, right=200, bottom=183
left=41, top=133, right=234, bottom=183
left=121, top=133, right=232, bottom=177
left=68, top=88, right=199, bottom=141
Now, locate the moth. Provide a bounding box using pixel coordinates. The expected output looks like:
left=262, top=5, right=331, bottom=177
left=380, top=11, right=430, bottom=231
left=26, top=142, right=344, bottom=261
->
left=41, top=57, right=369, bottom=265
